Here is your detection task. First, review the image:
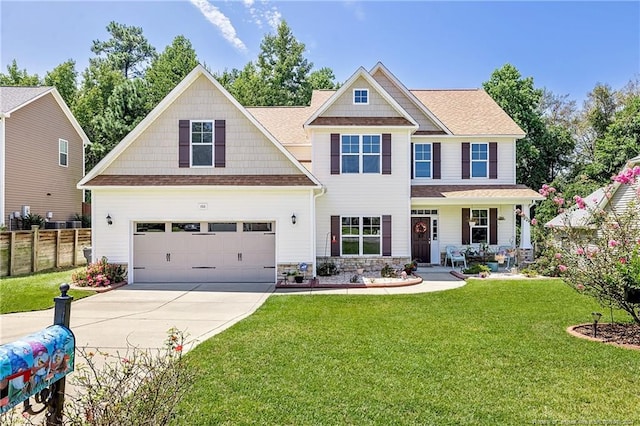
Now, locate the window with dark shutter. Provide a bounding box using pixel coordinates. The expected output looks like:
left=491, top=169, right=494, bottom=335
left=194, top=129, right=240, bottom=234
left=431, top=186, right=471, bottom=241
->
left=382, top=215, right=392, bottom=256
left=382, top=134, right=391, bottom=174
left=489, top=142, right=497, bottom=179
left=215, top=120, right=226, bottom=167
left=178, top=120, right=190, bottom=168
left=330, top=216, right=340, bottom=256
left=462, top=208, right=470, bottom=245
left=489, top=208, right=498, bottom=244
left=331, top=134, right=340, bottom=174
left=433, top=142, right=441, bottom=179
left=461, top=142, right=470, bottom=179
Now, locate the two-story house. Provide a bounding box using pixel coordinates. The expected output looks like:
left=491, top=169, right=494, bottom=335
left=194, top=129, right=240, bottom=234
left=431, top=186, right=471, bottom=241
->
left=1, top=86, right=90, bottom=230
left=78, top=63, right=542, bottom=283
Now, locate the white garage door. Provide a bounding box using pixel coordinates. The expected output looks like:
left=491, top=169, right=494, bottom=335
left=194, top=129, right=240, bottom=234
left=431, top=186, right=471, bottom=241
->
left=133, top=221, right=276, bottom=283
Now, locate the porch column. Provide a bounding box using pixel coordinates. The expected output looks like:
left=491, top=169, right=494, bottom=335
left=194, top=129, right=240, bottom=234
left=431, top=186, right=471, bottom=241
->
left=519, top=204, right=533, bottom=249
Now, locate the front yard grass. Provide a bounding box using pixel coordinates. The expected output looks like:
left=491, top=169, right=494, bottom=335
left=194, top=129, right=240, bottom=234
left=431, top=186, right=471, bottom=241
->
left=176, top=279, right=639, bottom=425
left=0, top=268, right=95, bottom=314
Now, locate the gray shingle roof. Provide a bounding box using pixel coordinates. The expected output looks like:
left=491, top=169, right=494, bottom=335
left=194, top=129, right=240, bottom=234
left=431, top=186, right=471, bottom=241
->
left=0, top=86, right=52, bottom=114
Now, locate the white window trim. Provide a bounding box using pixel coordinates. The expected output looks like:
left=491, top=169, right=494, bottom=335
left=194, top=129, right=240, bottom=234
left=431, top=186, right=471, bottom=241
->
left=340, top=134, right=381, bottom=174
left=58, top=139, right=68, bottom=167
left=413, top=142, right=433, bottom=179
left=341, top=215, right=382, bottom=256
left=353, top=88, right=369, bottom=105
left=190, top=119, right=215, bottom=168
left=470, top=208, right=489, bottom=244
left=471, top=142, right=489, bottom=178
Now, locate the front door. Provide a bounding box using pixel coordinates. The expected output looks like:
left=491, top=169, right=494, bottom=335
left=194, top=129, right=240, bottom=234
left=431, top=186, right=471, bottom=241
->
left=411, top=217, right=431, bottom=264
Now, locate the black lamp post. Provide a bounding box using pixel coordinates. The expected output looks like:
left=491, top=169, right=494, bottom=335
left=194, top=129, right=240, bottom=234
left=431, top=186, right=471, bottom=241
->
left=591, top=312, right=602, bottom=337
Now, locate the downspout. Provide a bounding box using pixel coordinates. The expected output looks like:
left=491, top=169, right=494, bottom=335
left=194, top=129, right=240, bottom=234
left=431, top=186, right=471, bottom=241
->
left=311, top=185, right=326, bottom=277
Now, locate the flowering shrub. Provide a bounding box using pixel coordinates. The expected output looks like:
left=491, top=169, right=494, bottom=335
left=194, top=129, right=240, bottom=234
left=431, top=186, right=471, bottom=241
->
left=530, top=166, right=640, bottom=324
left=72, top=256, right=126, bottom=287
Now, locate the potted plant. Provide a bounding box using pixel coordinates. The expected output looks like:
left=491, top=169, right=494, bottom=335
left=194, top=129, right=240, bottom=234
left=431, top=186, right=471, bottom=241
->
left=294, top=271, right=304, bottom=283
left=286, top=271, right=296, bottom=283
left=356, top=264, right=364, bottom=275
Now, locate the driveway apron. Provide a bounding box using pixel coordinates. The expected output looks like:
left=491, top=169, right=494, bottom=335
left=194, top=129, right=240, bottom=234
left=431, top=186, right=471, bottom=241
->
left=1, top=282, right=275, bottom=351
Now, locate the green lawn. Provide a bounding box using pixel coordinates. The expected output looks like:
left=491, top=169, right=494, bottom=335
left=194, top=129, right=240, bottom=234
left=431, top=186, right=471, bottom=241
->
left=0, top=268, right=95, bottom=314
left=175, top=279, right=640, bottom=425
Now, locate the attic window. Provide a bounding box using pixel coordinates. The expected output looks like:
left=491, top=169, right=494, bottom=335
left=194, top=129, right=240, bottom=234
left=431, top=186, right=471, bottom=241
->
left=353, top=89, right=369, bottom=105
left=59, top=139, right=68, bottom=167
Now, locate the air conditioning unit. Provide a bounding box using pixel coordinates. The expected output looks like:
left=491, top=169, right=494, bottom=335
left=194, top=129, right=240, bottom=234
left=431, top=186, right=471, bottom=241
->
left=22, top=205, right=30, bottom=217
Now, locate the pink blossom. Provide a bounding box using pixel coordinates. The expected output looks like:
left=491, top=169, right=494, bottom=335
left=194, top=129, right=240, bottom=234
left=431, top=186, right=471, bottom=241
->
left=554, top=253, right=562, bottom=259
left=620, top=257, right=628, bottom=264
left=515, top=208, right=521, bottom=215
left=573, top=195, right=586, bottom=209
left=576, top=247, right=585, bottom=255
left=576, top=284, right=585, bottom=291
left=608, top=240, right=619, bottom=247
left=531, top=218, right=538, bottom=226
left=553, top=196, right=565, bottom=206
left=558, top=265, right=568, bottom=272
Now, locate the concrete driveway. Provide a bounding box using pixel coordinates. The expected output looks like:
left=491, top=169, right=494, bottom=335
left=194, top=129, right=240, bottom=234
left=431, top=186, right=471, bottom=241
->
left=0, top=282, right=275, bottom=351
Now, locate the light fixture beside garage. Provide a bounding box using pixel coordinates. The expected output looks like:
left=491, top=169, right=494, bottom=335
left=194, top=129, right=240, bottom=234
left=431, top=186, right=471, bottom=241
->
left=106, top=214, right=113, bottom=225
left=291, top=213, right=297, bottom=225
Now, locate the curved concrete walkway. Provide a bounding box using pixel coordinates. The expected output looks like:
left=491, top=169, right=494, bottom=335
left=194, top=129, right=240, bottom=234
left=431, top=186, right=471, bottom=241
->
left=1, top=271, right=465, bottom=351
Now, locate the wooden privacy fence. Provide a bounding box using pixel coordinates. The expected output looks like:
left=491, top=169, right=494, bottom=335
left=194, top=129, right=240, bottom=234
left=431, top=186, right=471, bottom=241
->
left=0, top=228, right=92, bottom=277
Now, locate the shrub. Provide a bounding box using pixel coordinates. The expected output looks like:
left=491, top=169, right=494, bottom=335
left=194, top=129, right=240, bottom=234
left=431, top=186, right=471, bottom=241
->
left=317, top=261, right=338, bottom=276
left=73, top=213, right=92, bottom=228
left=22, top=213, right=45, bottom=230
left=72, top=257, right=126, bottom=287
left=463, top=264, right=491, bottom=275
left=381, top=264, right=397, bottom=278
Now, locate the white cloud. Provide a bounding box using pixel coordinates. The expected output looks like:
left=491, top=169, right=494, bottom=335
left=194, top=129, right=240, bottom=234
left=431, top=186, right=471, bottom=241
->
left=242, top=1, right=281, bottom=32
left=189, top=0, right=247, bottom=52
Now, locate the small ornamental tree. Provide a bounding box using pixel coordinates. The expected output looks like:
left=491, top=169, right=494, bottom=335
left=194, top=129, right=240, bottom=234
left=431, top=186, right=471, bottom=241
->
left=529, top=166, right=640, bottom=324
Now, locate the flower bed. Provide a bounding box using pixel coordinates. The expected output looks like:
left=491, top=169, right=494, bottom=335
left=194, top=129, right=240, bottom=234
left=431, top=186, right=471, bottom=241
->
left=71, top=257, right=126, bottom=288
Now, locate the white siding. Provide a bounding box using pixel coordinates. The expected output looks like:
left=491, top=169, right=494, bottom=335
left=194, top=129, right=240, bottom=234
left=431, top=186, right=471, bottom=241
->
left=312, top=128, right=412, bottom=257
left=610, top=180, right=640, bottom=214
left=92, top=187, right=314, bottom=282
left=105, top=75, right=300, bottom=176
left=371, top=70, right=441, bottom=132
left=411, top=136, right=516, bottom=185
left=323, top=77, right=400, bottom=118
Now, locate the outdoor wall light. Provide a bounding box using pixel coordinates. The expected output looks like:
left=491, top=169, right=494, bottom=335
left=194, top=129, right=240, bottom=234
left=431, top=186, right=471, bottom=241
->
left=591, top=311, right=602, bottom=337
left=291, top=213, right=297, bottom=225
left=106, top=214, right=113, bottom=225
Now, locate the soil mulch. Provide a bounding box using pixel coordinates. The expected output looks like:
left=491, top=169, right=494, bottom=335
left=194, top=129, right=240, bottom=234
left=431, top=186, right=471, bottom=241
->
left=569, top=322, right=640, bottom=350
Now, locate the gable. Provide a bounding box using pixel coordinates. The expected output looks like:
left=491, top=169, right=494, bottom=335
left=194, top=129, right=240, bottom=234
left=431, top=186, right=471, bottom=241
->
left=102, top=74, right=302, bottom=176
left=322, top=76, right=401, bottom=118
left=371, top=69, right=443, bottom=133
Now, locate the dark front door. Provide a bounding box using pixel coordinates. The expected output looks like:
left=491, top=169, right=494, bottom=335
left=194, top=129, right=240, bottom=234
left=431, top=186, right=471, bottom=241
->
left=411, top=217, right=431, bottom=264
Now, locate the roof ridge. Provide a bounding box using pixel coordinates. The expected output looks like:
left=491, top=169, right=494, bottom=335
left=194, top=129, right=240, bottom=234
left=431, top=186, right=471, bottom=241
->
left=410, top=88, right=480, bottom=92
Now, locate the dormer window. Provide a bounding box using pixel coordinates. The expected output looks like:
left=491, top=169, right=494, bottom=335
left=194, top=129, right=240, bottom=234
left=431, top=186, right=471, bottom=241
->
left=353, top=89, right=368, bottom=105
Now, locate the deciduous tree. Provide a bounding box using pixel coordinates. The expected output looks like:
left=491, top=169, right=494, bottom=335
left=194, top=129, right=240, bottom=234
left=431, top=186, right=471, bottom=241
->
left=44, top=59, right=78, bottom=107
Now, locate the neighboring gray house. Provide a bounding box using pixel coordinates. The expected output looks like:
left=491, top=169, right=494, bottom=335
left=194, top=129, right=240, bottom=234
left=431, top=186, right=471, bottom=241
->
left=0, top=87, right=90, bottom=229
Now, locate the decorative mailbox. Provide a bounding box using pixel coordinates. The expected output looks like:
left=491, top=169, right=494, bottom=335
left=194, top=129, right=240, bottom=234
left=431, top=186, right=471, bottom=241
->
left=0, top=325, right=75, bottom=414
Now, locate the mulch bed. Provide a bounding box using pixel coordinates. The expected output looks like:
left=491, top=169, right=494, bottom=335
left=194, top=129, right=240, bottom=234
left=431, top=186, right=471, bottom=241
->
left=568, top=322, right=640, bottom=350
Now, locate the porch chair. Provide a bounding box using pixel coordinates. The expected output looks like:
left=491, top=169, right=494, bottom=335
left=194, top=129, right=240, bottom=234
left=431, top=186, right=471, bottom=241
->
left=445, top=246, right=467, bottom=269
left=497, top=245, right=515, bottom=269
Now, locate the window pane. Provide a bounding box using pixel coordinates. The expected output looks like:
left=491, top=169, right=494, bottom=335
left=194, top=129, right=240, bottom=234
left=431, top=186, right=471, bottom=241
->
left=415, top=144, right=431, bottom=160
left=209, top=222, right=237, bottom=232
left=415, top=162, right=431, bottom=178
left=471, top=228, right=488, bottom=244
left=363, top=155, right=380, bottom=173
left=192, top=145, right=213, bottom=166
left=202, top=122, right=213, bottom=132
left=202, top=132, right=213, bottom=143
left=192, top=122, right=202, bottom=132
left=60, top=153, right=67, bottom=166
left=342, top=155, right=359, bottom=173
left=243, top=222, right=272, bottom=232
left=172, top=223, right=200, bottom=232
left=136, top=223, right=165, bottom=232
left=362, top=216, right=380, bottom=235
left=341, top=135, right=359, bottom=153
left=472, top=144, right=487, bottom=160
left=341, top=217, right=359, bottom=235
left=192, top=133, right=202, bottom=143
left=363, top=237, right=380, bottom=255
left=342, top=237, right=359, bottom=255
left=471, top=162, right=487, bottom=177
left=362, top=135, right=380, bottom=153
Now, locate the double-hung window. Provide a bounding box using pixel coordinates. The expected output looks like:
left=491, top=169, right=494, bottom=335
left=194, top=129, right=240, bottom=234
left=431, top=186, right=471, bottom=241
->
left=414, top=143, right=432, bottom=178
left=471, top=143, right=488, bottom=178
left=353, top=89, right=368, bottom=104
left=191, top=121, right=214, bottom=167
left=59, top=139, right=68, bottom=167
left=470, top=209, right=488, bottom=244
left=341, top=135, right=380, bottom=174
left=341, top=216, right=381, bottom=255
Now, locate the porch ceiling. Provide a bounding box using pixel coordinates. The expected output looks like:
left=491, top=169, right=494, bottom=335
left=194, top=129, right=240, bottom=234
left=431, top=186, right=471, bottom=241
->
left=411, top=184, right=544, bottom=205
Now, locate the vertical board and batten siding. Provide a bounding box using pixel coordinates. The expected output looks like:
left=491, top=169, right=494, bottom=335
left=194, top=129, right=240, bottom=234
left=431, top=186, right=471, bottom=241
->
left=371, top=70, right=442, bottom=132
left=312, top=129, right=412, bottom=258
left=322, top=77, right=400, bottom=118
left=610, top=180, right=640, bottom=214
left=91, top=188, right=314, bottom=279
left=433, top=205, right=516, bottom=253
left=410, top=137, right=516, bottom=185
left=4, top=93, right=84, bottom=221
left=103, top=75, right=300, bottom=176
left=0, top=229, right=91, bottom=276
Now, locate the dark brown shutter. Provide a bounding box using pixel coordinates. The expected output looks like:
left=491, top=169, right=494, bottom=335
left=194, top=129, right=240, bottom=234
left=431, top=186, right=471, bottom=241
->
left=433, top=142, right=441, bottom=179
left=461, top=142, right=470, bottom=179
left=489, top=208, right=498, bottom=245
left=462, top=208, right=470, bottom=245
left=382, top=133, right=391, bottom=174
left=330, top=216, right=340, bottom=256
left=410, top=143, right=414, bottom=178
left=331, top=133, right=340, bottom=174
left=179, top=120, right=190, bottom=168
left=382, top=215, right=392, bottom=256
left=214, top=120, right=226, bottom=167
left=489, top=142, right=497, bottom=179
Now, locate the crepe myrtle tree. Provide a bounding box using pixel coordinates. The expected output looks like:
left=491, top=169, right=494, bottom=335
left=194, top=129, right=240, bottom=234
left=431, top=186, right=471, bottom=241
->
left=520, top=166, right=640, bottom=324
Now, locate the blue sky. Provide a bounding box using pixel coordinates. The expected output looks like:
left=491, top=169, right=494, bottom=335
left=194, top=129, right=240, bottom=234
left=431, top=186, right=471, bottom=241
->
left=1, top=1, right=638, bottom=104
